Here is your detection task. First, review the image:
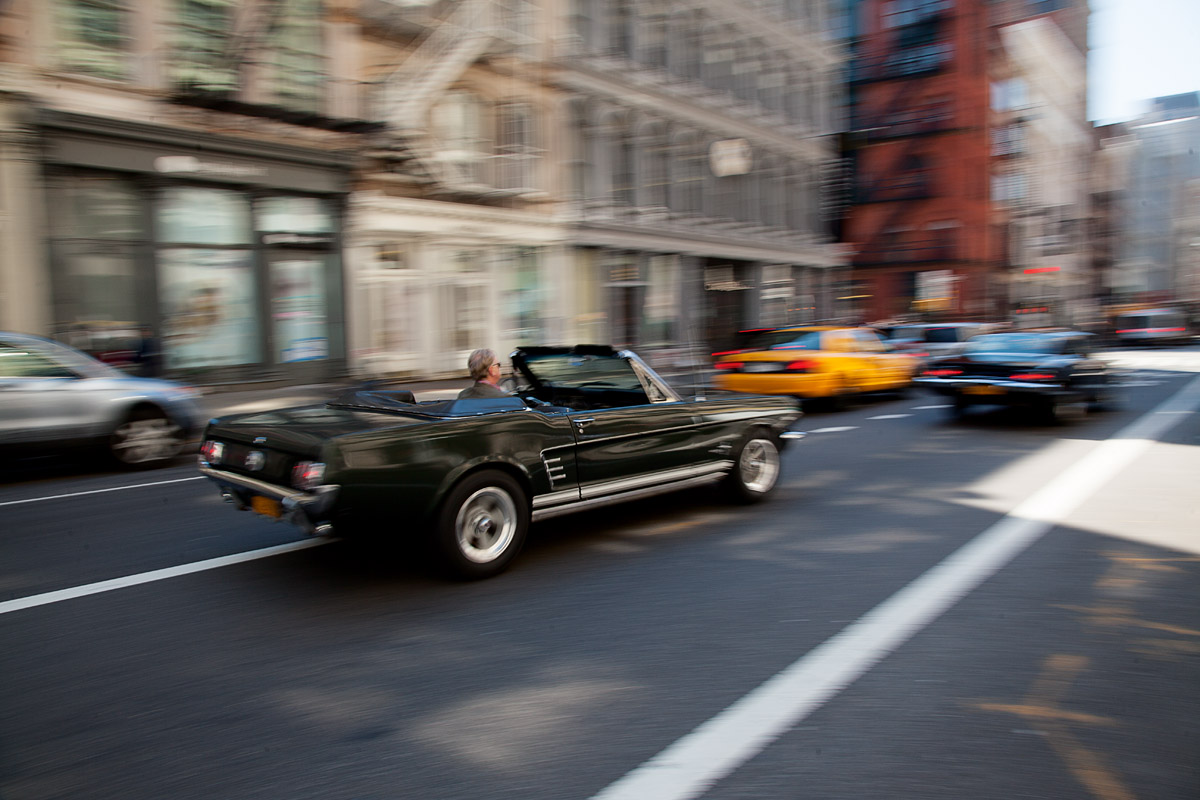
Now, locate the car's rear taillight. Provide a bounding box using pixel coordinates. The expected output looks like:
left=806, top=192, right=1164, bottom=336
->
left=714, top=361, right=743, bottom=370
left=922, top=368, right=962, bottom=376
left=1010, top=372, right=1056, bottom=381
left=199, top=440, right=224, bottom=465
left=292, top=461, right=326, bottom=490
left=784, top=360, right=817, bottom=372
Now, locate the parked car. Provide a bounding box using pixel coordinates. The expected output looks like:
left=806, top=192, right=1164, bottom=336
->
left=913, top=330, right=1118, bottom=423
left=198, top=345, right=804, bottom=579
left=882, top=322, right=995, bottom=363
left=0, top=331, right=204, bottom=467
left=711, top=326, right=917, bottom=406
left=1111, top=308, right=1191, bottom=347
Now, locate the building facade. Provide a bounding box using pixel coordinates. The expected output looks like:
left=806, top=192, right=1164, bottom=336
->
left=838, top=0, right=1091, bottom=326
left=0, top=0, right=846, bottom=384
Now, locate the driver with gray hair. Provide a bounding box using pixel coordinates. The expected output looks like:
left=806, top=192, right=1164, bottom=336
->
left=457, top=348, right=512, bottom=399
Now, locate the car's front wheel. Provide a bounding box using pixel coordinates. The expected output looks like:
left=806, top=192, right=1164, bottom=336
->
left=725, top=431, right=781, bottom=503
left=109, top=407, right=186, bottom=467
left=435, top=470, right=529, bottom=580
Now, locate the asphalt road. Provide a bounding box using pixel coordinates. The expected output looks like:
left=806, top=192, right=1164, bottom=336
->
left=2, top=348, right=1198, bottom=800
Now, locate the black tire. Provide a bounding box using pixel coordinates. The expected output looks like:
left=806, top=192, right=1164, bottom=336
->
left=946, top=395, right=969, bottom=418
left=1039, top=395, right=1087, bottom=425
left=725, top=430, right=781, bottom=504
left=434, top=470, right=529, bottom=580
left=109, top=406, right=186, bottom=468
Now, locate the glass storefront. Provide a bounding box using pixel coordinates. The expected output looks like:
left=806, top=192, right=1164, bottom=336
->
left=46, top=168, right=342, bottom=381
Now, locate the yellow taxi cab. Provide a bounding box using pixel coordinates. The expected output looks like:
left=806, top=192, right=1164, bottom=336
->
left=712, top=326, right=918, bottom=402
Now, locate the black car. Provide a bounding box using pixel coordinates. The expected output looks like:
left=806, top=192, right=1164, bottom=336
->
left=912, top=330, right=1118, bottom=423
left=199, top=345, right=804, bottom=579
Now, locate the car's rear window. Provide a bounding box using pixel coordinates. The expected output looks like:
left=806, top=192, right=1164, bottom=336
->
left=736, top=330, right=823, bottom=351
left=924, top=326, right=967, bottom=344
left=963, top=333, right=1066, bottom=355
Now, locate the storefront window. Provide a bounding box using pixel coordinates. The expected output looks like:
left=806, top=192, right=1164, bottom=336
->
left=52, top=174, right=143, bottom=239
left=505, top=247, right=543, bottom=345
left=271, top=257, right=328, bottom=362
left=644, top=254, right=678, bottom=345
left=441, top=284, right=488, bottom=354
left=158, top=249, right=259, bottom=369
left=158, top=186, right=251, bottom=245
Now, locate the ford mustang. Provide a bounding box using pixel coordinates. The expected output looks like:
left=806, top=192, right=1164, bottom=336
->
left=198, top=345, right=804, bottom=579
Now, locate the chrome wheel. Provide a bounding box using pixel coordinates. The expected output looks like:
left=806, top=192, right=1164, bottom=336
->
left=111, top=411, right=184, bottom=466
left=738, top=437, right=780, bottom=494
left=454, top=485, right=519, bottom=564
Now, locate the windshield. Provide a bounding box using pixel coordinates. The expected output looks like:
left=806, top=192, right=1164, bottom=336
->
left=963, top=333, right=1066, bottom=355
left=0, top=337, right=119, bottom=379
left=736, top=330, right=823, bottom=351
left=522, top=353, right=645, bottom=391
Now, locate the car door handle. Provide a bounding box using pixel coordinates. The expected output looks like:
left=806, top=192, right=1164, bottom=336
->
left=572, top=417, right=595, bottom=428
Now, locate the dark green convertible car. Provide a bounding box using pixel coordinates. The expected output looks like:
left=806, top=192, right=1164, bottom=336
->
left=199, top=345, right=804, bottom=579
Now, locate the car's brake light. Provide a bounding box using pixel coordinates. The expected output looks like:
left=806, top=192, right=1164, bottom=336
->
left=714, top=361, right=743, bottom=370
left=922, top=368, right=961, bottom=376
left=292, top=461, right=326, bottom=490
left=1010, top=372, right=1055, bottom=381
left=785, top=360, right=817, bottom=372
left=199, top=440, right=224, bottom=465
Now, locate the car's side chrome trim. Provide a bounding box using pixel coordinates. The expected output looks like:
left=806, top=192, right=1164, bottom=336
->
left=532, top=471, right=728, bottom=522
left=532, top=488, right=582, bottom=509
left=580, top=461, right=730, bottom=500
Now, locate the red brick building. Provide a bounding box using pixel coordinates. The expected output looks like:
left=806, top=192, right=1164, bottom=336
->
left=840, top=0, right=1088, bottom=323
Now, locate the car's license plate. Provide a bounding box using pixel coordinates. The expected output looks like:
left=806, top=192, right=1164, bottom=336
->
left=744, top=362, right=779, bottom=373
left=964, top=385, right=1004, bottom=395
left=251, top=495, right=283, bottom=518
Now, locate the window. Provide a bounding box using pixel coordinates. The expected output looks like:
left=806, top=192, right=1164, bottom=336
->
left=432, top=91, right=491, bottom=185
left=56, top=0, right=132, bottom=81
left=612, top=133, right=635, bottom=207
left=496, top=103, right=537, bottom=191
left=263, top=0, right=325, bottom=113
left=171, top=0, right=237, bottom=93
left=0, top=344, right=77, bottom=379
left=641, top=127, right=669, bottom=209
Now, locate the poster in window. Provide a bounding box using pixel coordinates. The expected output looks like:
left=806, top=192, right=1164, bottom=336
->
left=272, top=258, right=328, bottom=362
left=158, top=249, right=259, bottom=369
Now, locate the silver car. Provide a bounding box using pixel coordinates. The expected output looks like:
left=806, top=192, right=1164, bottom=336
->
left=0, top=331, right=204, bottom=467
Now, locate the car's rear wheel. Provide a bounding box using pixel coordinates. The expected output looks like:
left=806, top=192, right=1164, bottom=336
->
left=1039, top=395, right=1087, bottom=425
left=109, top=407, right=185, bottom=467
left=725, top=431, right=781, bottom=503
left=435, top=470, right=528, bottom=580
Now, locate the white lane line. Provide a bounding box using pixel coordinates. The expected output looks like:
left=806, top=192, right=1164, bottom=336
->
left=0, top=538, right=334, bottom=615
left=912, top=404, right=951, bottom=410
left=806, top=426, right=858, bottom=434
left=0, top=476, right=206, bottom=507
left=591, top=374, right=1200, bottom=800
left=867, top=414, right=911, bottom=420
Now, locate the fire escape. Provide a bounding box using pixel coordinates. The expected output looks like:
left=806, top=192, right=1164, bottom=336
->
left=846, top=0, right=957, bottom=274
left=368, top=0, right=537, bottom=197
